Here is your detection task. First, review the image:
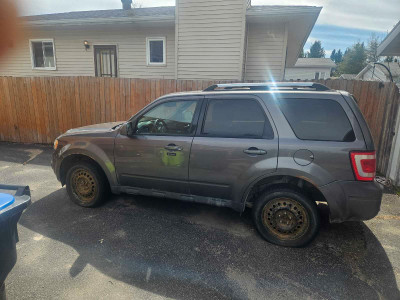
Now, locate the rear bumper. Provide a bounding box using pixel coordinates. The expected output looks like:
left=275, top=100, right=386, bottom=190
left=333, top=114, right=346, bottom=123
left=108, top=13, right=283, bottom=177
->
left=320, top=180, right=383, bottom=223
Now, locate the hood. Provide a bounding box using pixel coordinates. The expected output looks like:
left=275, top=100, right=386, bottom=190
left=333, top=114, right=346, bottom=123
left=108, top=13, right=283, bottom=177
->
left=63, top=121, right=124, bottom=135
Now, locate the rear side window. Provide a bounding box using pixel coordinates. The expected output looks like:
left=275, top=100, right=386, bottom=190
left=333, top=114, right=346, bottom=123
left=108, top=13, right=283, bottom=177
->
left=202, top=99, right=274, bottom=139
left=277, top=98, right=355, bottom=142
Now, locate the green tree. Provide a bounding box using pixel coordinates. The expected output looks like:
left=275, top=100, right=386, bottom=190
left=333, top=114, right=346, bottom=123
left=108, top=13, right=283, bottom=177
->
left=330, top=49, right=343, bottom=64
left=337, top=42, right=367, bottom=75
left=367, top=33, right=380, bottom=63
left=335, top=49, right=343, bottom=64
left=308, top=40, right=325, bottom=58
left=330, top=49, right=336, bottom=61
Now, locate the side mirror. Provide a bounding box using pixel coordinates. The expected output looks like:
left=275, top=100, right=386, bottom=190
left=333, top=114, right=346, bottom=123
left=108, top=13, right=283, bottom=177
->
left=126, top=121, right=136, bottom=137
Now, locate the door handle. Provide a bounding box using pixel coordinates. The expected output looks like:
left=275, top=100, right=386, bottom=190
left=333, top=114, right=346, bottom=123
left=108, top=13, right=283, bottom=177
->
left=164, top=144, right=183, bottom=151
left=244, top=147, right=267, bottom=155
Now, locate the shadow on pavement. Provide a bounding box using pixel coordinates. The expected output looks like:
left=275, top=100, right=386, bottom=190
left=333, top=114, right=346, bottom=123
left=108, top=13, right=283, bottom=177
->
left=0, top=142, right=52, bottom=166
left=19, top=189, right=400, bottom=299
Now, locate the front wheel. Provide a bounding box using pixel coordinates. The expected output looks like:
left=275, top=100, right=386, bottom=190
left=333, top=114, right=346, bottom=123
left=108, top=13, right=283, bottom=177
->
left=252, top=188, right=320, bottom=247
left=65, top=162, right=108, bottom=207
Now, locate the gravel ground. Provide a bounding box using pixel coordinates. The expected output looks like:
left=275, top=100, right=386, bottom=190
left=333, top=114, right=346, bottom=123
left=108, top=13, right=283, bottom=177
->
left=0, top=142, right=399, bottom=300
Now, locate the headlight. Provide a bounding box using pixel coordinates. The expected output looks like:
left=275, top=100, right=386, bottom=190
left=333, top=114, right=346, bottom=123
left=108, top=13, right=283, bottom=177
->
left=53, top=139, right=59, bottom=150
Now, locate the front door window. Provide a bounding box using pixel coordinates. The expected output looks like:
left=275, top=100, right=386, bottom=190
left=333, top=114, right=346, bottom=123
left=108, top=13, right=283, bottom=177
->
left=94, top=45, right=117, bottom=77
left=136, top=100, right=198, bottom=136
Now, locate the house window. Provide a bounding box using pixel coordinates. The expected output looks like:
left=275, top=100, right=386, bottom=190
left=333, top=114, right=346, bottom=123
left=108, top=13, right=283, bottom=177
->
left=146, top=37, right=166, bottom=65
left=320, top=72, right=326, bottom=79
left=315, top=72, right=320, bottom=80
left=30, top=39, right=56, bottom=70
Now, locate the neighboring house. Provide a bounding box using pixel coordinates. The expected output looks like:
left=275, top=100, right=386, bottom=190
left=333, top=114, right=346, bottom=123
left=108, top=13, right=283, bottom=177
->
left=339, top=74, right=357, bottom=80
left=356, top=62, right=400, bottom=84
left=284, top=58, right=336, bottom=80
left=0, top=0, right=321, bottom=81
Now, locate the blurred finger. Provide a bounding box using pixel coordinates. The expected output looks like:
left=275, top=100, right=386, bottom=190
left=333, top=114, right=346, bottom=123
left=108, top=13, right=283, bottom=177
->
left=0, top=0, right=20, bottom=58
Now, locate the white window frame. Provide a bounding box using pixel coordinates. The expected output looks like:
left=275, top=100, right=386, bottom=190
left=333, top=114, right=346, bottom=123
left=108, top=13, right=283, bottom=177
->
left=29, top=39, right=57, bottom=70
left=146, top=37, right=166, bottom=66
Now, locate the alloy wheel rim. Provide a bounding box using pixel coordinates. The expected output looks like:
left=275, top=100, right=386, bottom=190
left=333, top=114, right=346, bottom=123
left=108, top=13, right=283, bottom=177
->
left=262, top=197, right=309, bottom=240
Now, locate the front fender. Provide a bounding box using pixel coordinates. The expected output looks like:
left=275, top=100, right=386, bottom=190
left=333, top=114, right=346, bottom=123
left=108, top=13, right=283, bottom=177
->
left=54, top=139, right=118, bottom=187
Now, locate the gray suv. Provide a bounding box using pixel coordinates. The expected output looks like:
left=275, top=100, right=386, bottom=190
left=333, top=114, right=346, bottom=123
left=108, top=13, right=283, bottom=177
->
left=52, top=82, right=383, bottom=247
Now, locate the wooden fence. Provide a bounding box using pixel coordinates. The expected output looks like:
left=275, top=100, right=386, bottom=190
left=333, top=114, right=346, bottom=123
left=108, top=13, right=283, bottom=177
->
left=0, top=77, right=399, bottom=174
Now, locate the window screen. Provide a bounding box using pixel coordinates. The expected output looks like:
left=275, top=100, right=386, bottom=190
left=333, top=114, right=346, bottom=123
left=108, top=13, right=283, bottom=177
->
left=278, top=98, right=355, bottom=142
left=202, top=99, right=273, bottom=138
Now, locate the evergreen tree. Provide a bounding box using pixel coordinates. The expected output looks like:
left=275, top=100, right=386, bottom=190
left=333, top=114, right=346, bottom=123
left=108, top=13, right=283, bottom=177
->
left=308, top=40, right=325, bottom=58
left=337, top=42, right=367, bottom=75
left=330, top=49, right=336, bottom=61
left=335, top=49, right=343, bottom=64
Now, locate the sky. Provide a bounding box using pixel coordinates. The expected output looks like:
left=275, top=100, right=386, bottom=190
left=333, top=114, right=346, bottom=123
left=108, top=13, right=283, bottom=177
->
left=15, top=0, right=400, bottom=57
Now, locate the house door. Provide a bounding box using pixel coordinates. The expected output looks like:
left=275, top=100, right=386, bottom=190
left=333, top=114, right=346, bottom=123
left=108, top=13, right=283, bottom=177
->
left=94, top=45, right=118, bottom=77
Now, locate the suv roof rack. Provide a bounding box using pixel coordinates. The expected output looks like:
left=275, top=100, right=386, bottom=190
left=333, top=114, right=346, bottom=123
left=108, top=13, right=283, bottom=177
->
left=203, top=82, right=330, bottom=92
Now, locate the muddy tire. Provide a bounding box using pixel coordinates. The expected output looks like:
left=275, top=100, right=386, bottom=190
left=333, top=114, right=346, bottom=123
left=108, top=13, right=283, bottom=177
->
left=252, top=188, right=320, bottom=247
left=65, top=162, right=108, bottom=207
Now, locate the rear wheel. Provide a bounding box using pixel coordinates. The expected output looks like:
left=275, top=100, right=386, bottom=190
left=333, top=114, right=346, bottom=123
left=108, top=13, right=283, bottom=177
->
left=252, top=188, right=320, bottom=247
left=65, top=162, right=108, bottom=207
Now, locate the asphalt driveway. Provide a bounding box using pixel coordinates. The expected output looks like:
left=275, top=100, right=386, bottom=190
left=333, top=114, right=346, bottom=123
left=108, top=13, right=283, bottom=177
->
left=0, top=142, right=399, bottom=300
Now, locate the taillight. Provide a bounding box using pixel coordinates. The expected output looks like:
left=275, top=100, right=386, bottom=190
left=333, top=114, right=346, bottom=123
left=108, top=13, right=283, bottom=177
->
left=350, top=151, right=376, bottom=181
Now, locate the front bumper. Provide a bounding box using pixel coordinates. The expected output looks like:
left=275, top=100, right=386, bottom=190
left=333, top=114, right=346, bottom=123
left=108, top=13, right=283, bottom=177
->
left=51, top=150, right=61, bottom=182
left=320, top=180, right=383, bottom=223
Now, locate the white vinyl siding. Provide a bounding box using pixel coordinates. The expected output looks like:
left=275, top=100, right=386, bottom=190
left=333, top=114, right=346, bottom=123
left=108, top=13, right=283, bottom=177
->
left=0, top=26, right=175, bottom=79
left=245, top=23, right=287, bottom=81
left=359, top=68, right=387, bottom=82
left=176, top=0, right=247, bottom=80
left=285, top=67, right=332, bottom=80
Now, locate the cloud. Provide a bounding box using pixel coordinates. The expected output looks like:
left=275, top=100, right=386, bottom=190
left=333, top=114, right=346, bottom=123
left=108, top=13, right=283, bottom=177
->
left=306, top=37, right=319, bottom=44
left=252, top=0, right=400, bottom=32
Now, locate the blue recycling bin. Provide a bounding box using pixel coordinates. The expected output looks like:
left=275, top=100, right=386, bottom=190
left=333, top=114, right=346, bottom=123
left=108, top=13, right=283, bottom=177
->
left=0, top=185, right=30, bottom=300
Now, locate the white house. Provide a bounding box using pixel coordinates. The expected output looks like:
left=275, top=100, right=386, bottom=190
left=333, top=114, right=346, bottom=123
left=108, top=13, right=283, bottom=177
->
left=284, top=58, right=336, bottom=80
left=356, top=62, right=400, bottom=84
left=0, top=0, right=321, bottom=81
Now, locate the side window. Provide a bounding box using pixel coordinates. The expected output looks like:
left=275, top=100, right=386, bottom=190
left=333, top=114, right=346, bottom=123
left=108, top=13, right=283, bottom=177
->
left=202, top=99, right=274, bottom=139
left=277, top=98, right=355, bottom=142
left=136, top=100, right=197, bottom=136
